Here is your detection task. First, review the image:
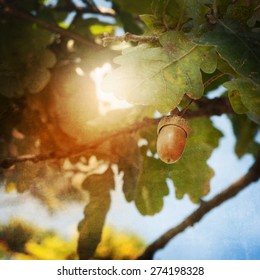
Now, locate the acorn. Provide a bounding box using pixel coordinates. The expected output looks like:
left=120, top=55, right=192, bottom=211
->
left=157, top=115, right=190, bottom=164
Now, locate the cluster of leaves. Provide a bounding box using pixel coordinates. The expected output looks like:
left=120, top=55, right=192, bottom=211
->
left=0, top=0, right=259, bottom=259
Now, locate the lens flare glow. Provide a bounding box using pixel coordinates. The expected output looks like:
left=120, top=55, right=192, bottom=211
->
left=90, top=63, right=132, bottom=115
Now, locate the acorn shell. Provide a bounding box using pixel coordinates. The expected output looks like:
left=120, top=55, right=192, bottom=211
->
left=156, top=115, right=190, bottom=164
left=157, top=115, right=190, bottom=136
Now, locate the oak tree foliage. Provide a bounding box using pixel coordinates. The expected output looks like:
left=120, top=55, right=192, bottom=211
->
left=0, top=0, right=259, bottom=259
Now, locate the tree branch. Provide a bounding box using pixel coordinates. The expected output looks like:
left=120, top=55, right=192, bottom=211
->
left=137, top=155, right=260, bottom=259
left=2, top=2, right=99, bottom=48
left=185, top=96, right=234, bottom=119
left=213, top=0, right=218, bottom=18
left=102, top=32, right=159, bottom=46
left=0, top=97, right=233, bottom=168
left=82, top=0, right=100, bottom=12
left=203, top=73, right=226, bottom=89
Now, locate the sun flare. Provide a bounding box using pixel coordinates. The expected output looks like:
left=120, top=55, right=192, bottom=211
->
left=90, top=63, right=132, bottom=115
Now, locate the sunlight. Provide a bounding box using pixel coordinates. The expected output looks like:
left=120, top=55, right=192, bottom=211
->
left=90, top=63, right=132, bottom=115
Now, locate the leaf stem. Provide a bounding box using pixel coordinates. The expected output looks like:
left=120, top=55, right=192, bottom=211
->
left=203, top=73, right=226, bottom=89
left=179, top=99, right=193, bottom=117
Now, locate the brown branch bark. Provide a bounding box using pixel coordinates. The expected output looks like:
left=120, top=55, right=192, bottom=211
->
left=102, top=32, right=159, bottom=46
left=185, top=96, right=234, bottom=119
left=0, top=97, right=233, bottom=168
left=137, top=155, right=260, bottom=259
left=213, top=0, right=218, bottom=18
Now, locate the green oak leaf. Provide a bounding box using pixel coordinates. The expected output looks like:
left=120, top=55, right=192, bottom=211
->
left=78, top=168, right=114, bottom=259
left=151, top=0, right=211, bottom=31
left=216, top=56, right=238, bottom=77
left=111, top=134, right=141, bottom=202
left=103, top=31, right=217, bottom=113
left=229, top=114, right=260, bottom=159
left=247, top=7, right=260, bottom=27
left=23, top=49, right=56, bottom=94
left=228, top=88, right=249, bottom=114
left=170, top=118, right=222, bottom=202
left=135, top=156, right=170, bottom=215
left=51, top=0, right=70, bottom=23
left=0, top=73, right=24, bottom=98
left=113, top=0, right=152, bottom=14
left=6, top=162, right=70, bottom=211
left=6, top=162, right=43, bottom=193
left=151, top=0, right=184, bottom=30
left=199, top=20, right=260, bottom=85
left=185, top=0, right=212, bottom=30
left=114, top=4, right=143, bottom=34
left=140, top=14, right=166, bottom=33
left=224, top=78, right=260, bottom=115
left=141, top=0, right=183, bottom=33
left=0, top=20, right=55, bottom=97
left=140, top=0, right=212, bottom=33
left=225, top=4, right=253, bottom=25
left=140, top=125, right=158, bottom=155
left=247, top=112, right=260, bottom=126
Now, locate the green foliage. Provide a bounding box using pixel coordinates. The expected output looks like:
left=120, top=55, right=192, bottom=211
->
left=113, top=0, right=152, bottom=14
left=113, top=2, right=143, bottom=34
left=199, top=20, right=260, bottom=85
left=0, top=18, right=55, bottom=98
left=135, top=155, right=170, bottom=215
left=103, top=31, right=217, bottom=113
left=78, top=168, right=114, bottom=259
left=170, top=118, right=222, bottom=202
left=0, top=220, right=35, bottom=253
left=230, top=114, right=260, bottom=159
left=0, top=0, right=259, bottom=260
left=141, top=0, right=212, bottom=33
left=0, top=220, right=144, bottom=260
left=113, top=134, right=141, bottom=202
left=224, top=78, right=260, bottom=115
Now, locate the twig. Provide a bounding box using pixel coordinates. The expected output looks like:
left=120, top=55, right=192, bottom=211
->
left=102, top=32, right=159, bottom=46
left=213, top=0, right=218, bottom=18
left=82, top=0, right=100, bottom=13
left=138, top=155, right=260, bottom=259
left=203, top=73, right=226, bottom=89
left=0, top=118, right=157, bottom=169
left=179, top=99, right=193, bottom=117
left=206, top=0, right=218, bottom=25
left=0, top=97, right=233, bottom=168
left=185, top=96, right=233, bottom=118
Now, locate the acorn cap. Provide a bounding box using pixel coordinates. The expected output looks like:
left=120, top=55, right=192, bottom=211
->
left=157, top=115, right=191, bottom=136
